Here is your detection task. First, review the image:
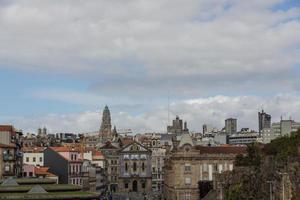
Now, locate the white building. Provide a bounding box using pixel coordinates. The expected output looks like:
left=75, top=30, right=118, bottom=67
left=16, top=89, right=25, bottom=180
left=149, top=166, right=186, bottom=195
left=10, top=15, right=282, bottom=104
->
left=23, top=147, right=46, bottom=166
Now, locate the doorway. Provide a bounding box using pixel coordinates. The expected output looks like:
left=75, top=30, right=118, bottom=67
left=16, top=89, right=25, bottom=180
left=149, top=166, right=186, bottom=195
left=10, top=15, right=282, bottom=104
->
left=132, top=180, right=138, bottom=192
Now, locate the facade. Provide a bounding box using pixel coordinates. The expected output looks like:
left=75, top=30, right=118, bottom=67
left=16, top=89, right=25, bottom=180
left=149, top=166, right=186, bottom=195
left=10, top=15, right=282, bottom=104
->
left=0, top=143, right=18, bottom=178
left=225, top=118, right=237, bottom=135
left=44, top=147, right=85, bottom=186
left=164, top=143, right=246, bottom=200
left=23, top=147, right=45, bottom=166
left=167, top=116, right=189, bottom=135
left=99, top=142, right=120, bottom=193
left=0, top=125, right=23, bottom=178
left=228, top=133, right=259, bottom=145
left=262, top=119, right=300, bottom=143
left=151, top=143, right=166, bottom=192
left=258, top=110, right=271, bottom=134
left=100, top=105, right=117, bottom=141
left=118, top=141, right=152, bottom=194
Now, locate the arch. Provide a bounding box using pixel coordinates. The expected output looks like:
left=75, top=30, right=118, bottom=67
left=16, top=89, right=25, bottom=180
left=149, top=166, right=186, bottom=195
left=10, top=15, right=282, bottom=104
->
left=132, top=180, right=138, bottom=192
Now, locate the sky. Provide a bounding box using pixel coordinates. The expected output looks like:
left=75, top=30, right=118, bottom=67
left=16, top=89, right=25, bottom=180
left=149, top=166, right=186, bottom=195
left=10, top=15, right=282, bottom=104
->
left=0, top=0, right=300, bottom=134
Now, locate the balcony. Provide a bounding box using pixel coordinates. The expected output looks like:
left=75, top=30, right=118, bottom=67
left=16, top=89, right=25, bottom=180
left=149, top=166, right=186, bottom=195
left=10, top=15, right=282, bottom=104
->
left=3, top=154, right=15, bottom=161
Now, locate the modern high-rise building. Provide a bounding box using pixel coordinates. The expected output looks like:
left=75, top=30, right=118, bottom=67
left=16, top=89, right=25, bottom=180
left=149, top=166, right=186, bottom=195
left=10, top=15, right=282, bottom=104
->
left=225, top=118, right=237, bottom=135
left=258, top=110, right=271, bottom=134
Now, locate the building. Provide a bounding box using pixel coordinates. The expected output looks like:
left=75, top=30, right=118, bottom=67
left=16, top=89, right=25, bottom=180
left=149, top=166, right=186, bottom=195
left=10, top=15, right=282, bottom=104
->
left=0, top=143, right=18, bottom=178
left=118, top=141, right=152, bottom=194
left=99, top=141, right=120, bottom=193
left=163, top=134, right=246, bottom=200
left=262, top=118, right=300, bottom=143
left=100, top=105, right=117, bottom=142
left=151, top=142, right=166, bottom=192
left=23, top=147, right=46, bottom=166
left=44, top=146, right=85, bottom=186
left=228, top=133, right=259, bottom=145
left=167, top=116, right=189, bottom=135
left=23, top=164, right=58, bottom=182
left=0, top=125, right=23, bottom=178
left=225, top=118, right=237, bottom=135
left=258, top=110, right=271, bottom=134
left=202, top=124, right=217, bottom=135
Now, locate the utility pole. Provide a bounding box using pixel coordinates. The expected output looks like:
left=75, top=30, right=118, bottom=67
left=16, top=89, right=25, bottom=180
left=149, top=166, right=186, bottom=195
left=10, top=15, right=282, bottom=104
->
left=267, top=180, right=274, bottom=200
left=278, top=172, right=288, bottom=200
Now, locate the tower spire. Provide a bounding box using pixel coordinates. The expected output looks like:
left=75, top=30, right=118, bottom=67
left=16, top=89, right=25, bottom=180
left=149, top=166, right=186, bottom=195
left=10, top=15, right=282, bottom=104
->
left=100, top=105, right=112, bottom=140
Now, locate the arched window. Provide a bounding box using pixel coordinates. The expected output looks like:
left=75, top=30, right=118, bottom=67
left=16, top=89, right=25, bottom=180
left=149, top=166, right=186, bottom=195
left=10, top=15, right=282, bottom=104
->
left=133, top=162, right=137, bottom=172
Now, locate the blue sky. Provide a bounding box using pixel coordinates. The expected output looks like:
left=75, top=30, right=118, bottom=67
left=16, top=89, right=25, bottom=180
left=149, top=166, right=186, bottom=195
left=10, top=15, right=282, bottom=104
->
left=0, top=0, right=300, bottom=133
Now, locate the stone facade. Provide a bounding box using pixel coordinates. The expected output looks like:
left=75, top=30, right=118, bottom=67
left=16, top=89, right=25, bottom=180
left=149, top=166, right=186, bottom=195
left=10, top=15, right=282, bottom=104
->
left=99, top=106, right=112, bottom=141
left=99, top=142, right=120, bottom=193
left=118, top=141, right=152, bottom=194
left=164, top=143, right=246, bottom=200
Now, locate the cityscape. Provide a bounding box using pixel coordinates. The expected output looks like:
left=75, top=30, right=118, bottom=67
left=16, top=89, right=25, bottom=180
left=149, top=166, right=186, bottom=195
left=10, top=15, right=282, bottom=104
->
left=0, top=105, right=299, bottom=199
left=0, top=0, right=300, bottom=200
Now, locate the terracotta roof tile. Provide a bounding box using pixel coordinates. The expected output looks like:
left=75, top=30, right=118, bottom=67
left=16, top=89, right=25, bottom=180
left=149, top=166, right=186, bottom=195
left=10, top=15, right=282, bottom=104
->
left=196, top=146, right=247, bottom=154
left=23, top=147, right=46, bottom=153
left=0, top=125, right=14, bottom=132
left=50, top=146, right=78, bottom=152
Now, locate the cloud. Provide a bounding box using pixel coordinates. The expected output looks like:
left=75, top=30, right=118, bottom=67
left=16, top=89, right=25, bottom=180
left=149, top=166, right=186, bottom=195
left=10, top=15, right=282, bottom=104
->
left=0, top=0, right=300, bottom=98
left=3, top=94, right=300, bottom=134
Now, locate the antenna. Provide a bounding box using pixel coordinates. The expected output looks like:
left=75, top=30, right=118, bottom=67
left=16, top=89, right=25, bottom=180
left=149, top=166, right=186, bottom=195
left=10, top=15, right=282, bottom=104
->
left=168, top=90, right=170, bottom=125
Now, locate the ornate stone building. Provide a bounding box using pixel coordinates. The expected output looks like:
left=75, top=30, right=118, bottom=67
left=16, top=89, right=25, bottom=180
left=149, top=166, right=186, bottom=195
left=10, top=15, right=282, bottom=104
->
left=118, top=141, right=152, bottom=194
left=99, top=142, right=120, bottom=193
left=163, top=134, right=246, bottom=200
left=100, top=106, right=112, bottom=140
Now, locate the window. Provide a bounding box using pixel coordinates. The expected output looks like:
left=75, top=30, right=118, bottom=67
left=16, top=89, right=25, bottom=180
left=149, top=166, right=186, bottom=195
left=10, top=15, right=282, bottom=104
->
left=39, top=157, right=43, bottom=162
left=33, top=157, right=36, bottom=162
left=203, top=163, right=208, bottom=172
left=184, top=163, right=191, bottom=172
left=71, top=154, right=73, bottom=160
left=185, top=177, right=191, bottom=185
left=133, top=162, right=137, bottom=172
left=152, top=167, right=155, bottom=172
left=142, top=182, right=146, bottom=189
left=29, top=172, right=33, bottom=177
left=125, top=183, right=128, bottom=189
left=214, top=164, right=218, bottom=172
left=26, top=157, right=29, bottom=162
left=185, top=193, right=191, bottom=200
left=142, top=162, right=145, bottom=172
left=125, top=163, right=128, bottom=172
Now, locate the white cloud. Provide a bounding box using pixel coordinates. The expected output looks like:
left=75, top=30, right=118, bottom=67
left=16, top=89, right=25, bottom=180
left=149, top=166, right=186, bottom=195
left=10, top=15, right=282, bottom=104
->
left=4, top=94, right=300, bottom=134
left=0, top=0, right=299, bottom=96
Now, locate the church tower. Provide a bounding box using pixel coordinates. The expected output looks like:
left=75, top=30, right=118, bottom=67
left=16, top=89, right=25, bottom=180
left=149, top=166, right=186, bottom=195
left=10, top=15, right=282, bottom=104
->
left=100, top=105, right=112, bottom=139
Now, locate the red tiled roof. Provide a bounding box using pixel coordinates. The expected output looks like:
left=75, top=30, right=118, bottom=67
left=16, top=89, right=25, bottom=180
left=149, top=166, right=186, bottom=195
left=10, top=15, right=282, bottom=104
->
left=0, top=143, right=16, bottom=148
left=50, top=146, right=78, bottom=152
left=196, top=146, right=247, bottom=154
left=23, top=147, right=46, bottom=153
left=0, top=125, right=14, bottom=132
left=35, top=167, right=57, bottom=177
